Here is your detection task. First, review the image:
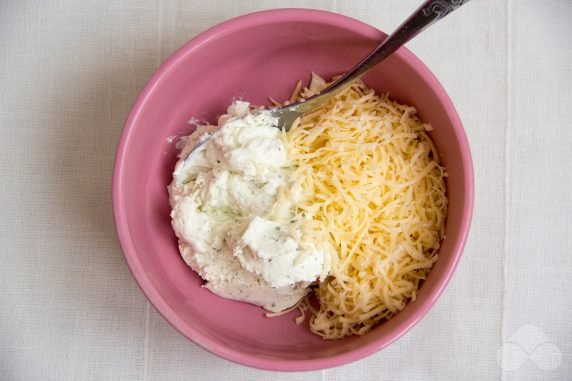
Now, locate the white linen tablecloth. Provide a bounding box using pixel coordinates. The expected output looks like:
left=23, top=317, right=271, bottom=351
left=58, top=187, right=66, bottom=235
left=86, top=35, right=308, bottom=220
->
left=1, top=0, right=570, bottom=380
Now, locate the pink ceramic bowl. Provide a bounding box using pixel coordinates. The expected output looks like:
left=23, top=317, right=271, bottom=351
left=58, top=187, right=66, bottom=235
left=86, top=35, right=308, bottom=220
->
left=113, top=8, right=473, bottom=371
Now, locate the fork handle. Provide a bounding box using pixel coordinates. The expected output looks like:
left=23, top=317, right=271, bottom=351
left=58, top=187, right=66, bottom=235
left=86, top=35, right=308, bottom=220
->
left=292, top=0, right=471, bottom=114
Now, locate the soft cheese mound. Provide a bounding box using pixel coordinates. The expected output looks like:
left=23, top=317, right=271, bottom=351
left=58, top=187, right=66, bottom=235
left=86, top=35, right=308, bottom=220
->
left=169, top=101, right=331, bottom=312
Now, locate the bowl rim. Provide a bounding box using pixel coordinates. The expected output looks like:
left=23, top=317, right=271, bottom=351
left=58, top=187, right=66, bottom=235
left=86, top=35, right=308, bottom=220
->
left=112, top=7, right=474, bottom=372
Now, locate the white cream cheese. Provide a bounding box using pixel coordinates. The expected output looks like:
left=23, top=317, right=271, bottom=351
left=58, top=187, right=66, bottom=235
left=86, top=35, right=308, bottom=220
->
left=169, top=101, right=330, bottom=312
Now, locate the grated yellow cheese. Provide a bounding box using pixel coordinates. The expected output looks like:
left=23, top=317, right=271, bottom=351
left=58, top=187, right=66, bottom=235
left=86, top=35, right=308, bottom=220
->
left=286, top=76, right=447, bottom=339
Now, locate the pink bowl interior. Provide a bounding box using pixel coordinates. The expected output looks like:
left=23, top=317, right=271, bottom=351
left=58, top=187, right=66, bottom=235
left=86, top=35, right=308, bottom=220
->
left=113, top=9, right=473, bottom=371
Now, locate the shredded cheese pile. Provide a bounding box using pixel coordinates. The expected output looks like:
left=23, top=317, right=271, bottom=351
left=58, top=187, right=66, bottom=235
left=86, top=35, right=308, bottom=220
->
left=286, top=75, right=448, bottom=339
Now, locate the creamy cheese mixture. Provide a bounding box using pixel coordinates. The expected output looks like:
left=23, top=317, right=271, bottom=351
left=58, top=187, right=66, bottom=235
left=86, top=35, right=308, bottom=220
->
left=169, top=101, right=331, bottom=312
left=169, top=75, right=447, bottom=339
